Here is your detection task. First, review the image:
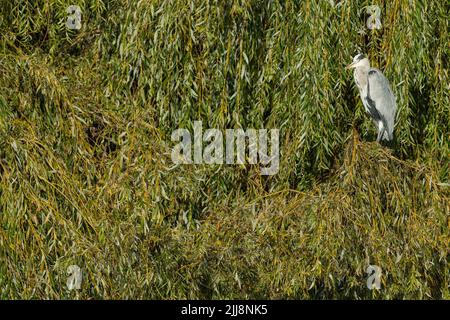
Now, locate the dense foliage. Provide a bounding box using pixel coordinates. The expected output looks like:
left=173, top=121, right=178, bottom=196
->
left=0, top=0, right=448, bottom=299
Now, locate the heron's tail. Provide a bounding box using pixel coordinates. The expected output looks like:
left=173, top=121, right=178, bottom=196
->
left=383, top=129, right=394, bottom=141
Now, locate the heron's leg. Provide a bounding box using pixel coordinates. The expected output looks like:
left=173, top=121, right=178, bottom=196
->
left=376, top=121, right=384, bottom=142
left=376, top=129, right=383, bottom=142
left=382, top=129, right=390, bottom=141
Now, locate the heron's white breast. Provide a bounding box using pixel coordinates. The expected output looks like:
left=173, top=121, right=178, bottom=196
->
left=354, top=69, right=368, bottom=96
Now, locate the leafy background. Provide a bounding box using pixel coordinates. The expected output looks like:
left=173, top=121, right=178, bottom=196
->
left=0, top=0, right=448, bottom=299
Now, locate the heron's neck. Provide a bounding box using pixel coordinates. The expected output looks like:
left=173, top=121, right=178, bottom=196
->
left=356, top=65, right=370, bottom=74
left=354, top=66, right=370, bottom=94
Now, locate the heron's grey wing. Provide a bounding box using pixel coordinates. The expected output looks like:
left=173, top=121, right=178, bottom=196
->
left=367, top=69, right=397, bottom=139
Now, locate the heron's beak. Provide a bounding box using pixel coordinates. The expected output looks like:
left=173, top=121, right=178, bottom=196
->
left=345, top=62, right=356, bottom=70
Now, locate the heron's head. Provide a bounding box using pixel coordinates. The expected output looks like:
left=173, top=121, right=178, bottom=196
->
left=346, top=53, right=370, bottom=70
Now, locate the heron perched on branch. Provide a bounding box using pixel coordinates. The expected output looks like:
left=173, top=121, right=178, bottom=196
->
left=346, top=54, right=397, bottom=142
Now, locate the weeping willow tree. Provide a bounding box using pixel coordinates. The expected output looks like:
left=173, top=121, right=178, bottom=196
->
left=0, top=0, right=448, bottom=299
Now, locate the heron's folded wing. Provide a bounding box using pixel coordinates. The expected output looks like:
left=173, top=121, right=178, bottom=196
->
left=367, top=69, right=397, bottom=121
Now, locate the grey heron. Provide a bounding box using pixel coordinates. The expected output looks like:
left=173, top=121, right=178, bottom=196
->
left=346, top=54, right=397, bottom=142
